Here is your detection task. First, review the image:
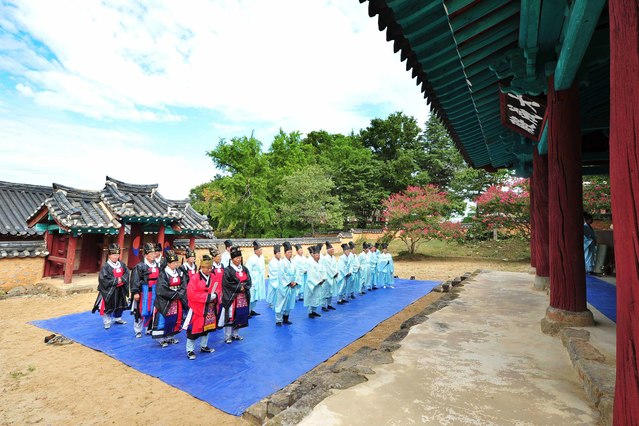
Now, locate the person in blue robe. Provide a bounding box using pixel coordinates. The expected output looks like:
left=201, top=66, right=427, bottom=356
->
left=378, top=243, right=395, bottom=288
left=583, top=213, right=597, bottom=273
left=246, top=240, right=266, bottom=316
left=369, top=243, right=380, bottom=290
left=267, top=244, right=281, bottom=308
left=347, top=241, right=360, bottom=299
left=304, top=245, right=325, bottom=318
left=320, top=241, right=338, bottom=311
left=336, top=243, right=352, bottom=304
left=274, top=241, right=297, bottom=326
left=358, top=242, right=371, bottom=293
left=292, top=243, right=307, bottom=301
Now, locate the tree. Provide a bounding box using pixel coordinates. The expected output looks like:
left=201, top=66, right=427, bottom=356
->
left=583, top=176, right=611, bottom=219
left=382, top=185, right=463, bottom=254
left=420, top=115, right=466, bottom=189
left=472, top=178, right=530, bottom=239
left=277, top=165, right=343, bottom=234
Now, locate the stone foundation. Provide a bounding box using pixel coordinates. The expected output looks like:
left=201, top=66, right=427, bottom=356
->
left=532, top=275, right=549, bottom=291
left=541, top=305, right=594, bottom=336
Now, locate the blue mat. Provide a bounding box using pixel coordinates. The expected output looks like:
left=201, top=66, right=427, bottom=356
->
left=32, top=278, right=439, bottom=415
left=586, top=275, right=616, bottom=323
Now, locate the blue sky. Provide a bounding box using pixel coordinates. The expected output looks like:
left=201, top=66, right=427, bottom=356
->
left=0, top=0, right=430, bottom=199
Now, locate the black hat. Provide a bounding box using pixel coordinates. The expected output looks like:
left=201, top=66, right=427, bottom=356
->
left=143, top=242, right=155, bottom=254
left=209, top=246, right=220, bottom=257
left=308, top=245, right=315, bottom=255
left=341, top=243, right=350, bottom=251
left=230, top=246, right=242, bottom=259
left=325, top=241, right=333, bottom=249
left=273, top=244, right=281, bottom=254
left=374, top=242, right=379, bottom=248
left=282, top=241, right=293, bottom=252
left=166, top=250, right=179, bottom=263
left=108, top=243, right=120, bottom=254
left=253, top=240, right=261, bottom=250
left=294, top=243, right=302, bottom=251
left=363, top=242, right=369, bottom=249
left=185, top=248, right=196, bottom=258
left=155, top=243, right=163, bottom=252
left=224, top=240, right=233, bottom=248
left=316, top=243, right=323, bottom=253
left=381, top=243, right=388, bottom=249
left=348, top=241, right=355, bottom=249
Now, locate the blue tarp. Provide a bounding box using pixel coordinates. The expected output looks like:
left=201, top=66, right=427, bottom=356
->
left=32, top=278, right=439, bottom=415
left=586, top=275, right=616, bottom=323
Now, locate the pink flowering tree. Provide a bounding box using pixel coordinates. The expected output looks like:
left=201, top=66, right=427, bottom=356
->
left=472, top=178, right=530, bottom=239
left=382, top=185, right=464, bottom=254
left=582, top=177, right=611, bottom=219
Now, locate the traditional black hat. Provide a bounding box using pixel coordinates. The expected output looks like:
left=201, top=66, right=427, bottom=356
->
left=316, top=243, right=323, bottom=253
left=108, top=243, right=120, bottom=254
left=230, top=246, right=242, bottom=259
left=185, top=248, right=196, bottom=258
left=308, top=245, right=315, bottom=255
left=363, top=242, right=370, bottom=249
left=348, top=241, right=355, bottom=249
left=166, top=250, right=179, bottom=263
left=282, top=241, right=293, bottom=252
left=155, top=242, right=163, bottom=252
left=273, top=244, right=281, bottom=254
left=294, top=243, right=302, bottom=251
left=341, top=243, right=350, bottom=251
left=209, top=246, right=220, bottom=257
left=224, top=239, right=233, bottom=248
left=253, top=240, right=262, bottom=250
left=325, top=241, right=333, bottom=249
left=143, top=242, right=156, bottom=254
left=381, top=242, right=388, bottom=249
left=374, top=242, right=379, bottom=248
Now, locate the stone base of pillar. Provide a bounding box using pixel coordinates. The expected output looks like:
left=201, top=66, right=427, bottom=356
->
left=533, top=275, right=549, bottom=291
left=541, top=305, right=594, bottom=336
left=528, top=266, right=536, bottom=275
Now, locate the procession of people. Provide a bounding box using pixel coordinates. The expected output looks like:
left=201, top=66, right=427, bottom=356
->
left=93, top=238, right=394, bottom=360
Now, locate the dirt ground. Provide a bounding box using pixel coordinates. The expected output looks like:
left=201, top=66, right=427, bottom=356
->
left=0, top=258, right=529, bottom=425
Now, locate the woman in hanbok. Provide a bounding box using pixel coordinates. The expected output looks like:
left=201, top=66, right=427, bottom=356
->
left=92, top=243, right=129, bottom=329
left=184, top=255, right=218, bottom=360
left=150, top=250, right=188, bottom=347
left=220, top=246, right=252, bottom=343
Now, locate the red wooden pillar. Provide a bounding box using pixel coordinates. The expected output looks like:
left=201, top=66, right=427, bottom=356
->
left=541, top=76, right=593, bottom=334
left=64, top=235, right=77, bottom=284
left=529, top=172, right=537, bottom=271
left=610, top=0, right=639, bottom=422
left=158, top=223, right=165, bottom=248
left=532, top=147, right=550, bottom=290
left=189, top=236, right=195, bottom=251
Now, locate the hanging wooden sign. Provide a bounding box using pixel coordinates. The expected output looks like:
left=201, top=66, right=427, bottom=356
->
left=500, top=91, right=547, bottom=141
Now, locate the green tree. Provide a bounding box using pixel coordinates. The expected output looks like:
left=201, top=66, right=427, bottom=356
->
left=420, top=115, right=466, bottom=189
left=277, top=165, right=344, bottom=234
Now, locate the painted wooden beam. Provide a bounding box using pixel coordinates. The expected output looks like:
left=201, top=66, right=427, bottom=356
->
left=554, top=0, right=607, bottom=90
left=64, top=235, right=77, bottom=284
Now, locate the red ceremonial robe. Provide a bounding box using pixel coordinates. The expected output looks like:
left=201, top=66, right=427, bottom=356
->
left=186, top=271, right=219, bottom=338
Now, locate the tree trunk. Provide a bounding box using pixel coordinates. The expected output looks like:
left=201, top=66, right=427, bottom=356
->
left=610, top=0, right=639, bottom=422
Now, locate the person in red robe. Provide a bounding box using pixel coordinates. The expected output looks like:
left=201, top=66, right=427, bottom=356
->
left=92, top=243, right=129, bottom=329
left=220, top=246, right=252, bottom=344
left=184, top=255, right=218, bottom=360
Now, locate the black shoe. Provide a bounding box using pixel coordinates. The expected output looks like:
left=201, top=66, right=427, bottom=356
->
left=350, top=295, right=356, bottom=299
left=276, top=322, right=283, bottom=327
left=283, top=315, right=293, bottom=325
left=337, top=300, right=345, bottom=305
left=187, top=351, right=196, bottom=360
left=312, top=312, right=321, bottom=317
left=250, top=310, right=261, bottom=316
left=321, top=307, right=329, bottom=312
left=232, top=335, right=244, bottom=341
left=200, top=346, right=214, bottom=353
left=327, top=305, right=336, bottom=310
left=372, top=287, right=379, bottom=290
left=308, top=313, right=315, bottom=319
left=360, top=292, right=366, bottom=295
left=342, top=299, right=349, bottom=303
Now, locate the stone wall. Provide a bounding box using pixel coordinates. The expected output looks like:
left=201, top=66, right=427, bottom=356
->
left=0, top=257, right=45, bottom=291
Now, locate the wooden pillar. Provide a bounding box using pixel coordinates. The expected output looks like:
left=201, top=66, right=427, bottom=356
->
left=117, top=225, right=125, bottom=248
left=529, top=172, right=537, bottom=271
left=127, top=223, right=141, bottom=269
left=64, top=235, right=77, bottom=284
left=541, top=76, right=593, bottom=334
left=532, top=147, right=550, bottom=290
left=189, top=236, right=196, bottom=251
left=610, top=0, right=639, bottom=422
left=158, top=223, right=165, bottom=248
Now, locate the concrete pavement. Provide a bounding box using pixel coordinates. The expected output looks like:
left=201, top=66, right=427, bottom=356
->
left=300, top=271, right=609, bottom=425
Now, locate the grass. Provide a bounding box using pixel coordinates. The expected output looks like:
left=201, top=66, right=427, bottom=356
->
left=389, top=238, right=531, bottom=262
left=10, top=365, right=36, bottom=380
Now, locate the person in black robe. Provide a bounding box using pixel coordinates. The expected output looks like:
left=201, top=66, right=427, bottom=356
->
left=130, top=243, right=160, bottom=338
left=150, top=250, right=188, bottom=347
left=180, top=248, right=198, bottom=284
left=220, top=246, right=252, bottom=344
left=92, top=243, right=129, bottom=329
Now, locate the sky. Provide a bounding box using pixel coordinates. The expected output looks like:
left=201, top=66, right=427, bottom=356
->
left=0, top=0, right=430, bottom=199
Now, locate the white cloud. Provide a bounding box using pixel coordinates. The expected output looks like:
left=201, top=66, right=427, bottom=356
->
left=0, top=114, right=216, bottom=199
left=3, top=0, right=430, bottom=131
left=15, top=82, right=33, bottom=96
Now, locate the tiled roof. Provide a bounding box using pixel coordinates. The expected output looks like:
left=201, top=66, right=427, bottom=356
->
left=30, top=184, right=121, bottom=233
left=350, top=228, right=384, bottom=234
left=172, top=200, right=214, bottom=235
left=0, top=240, right=48, bottom=258
left=101, top=176, right=183, bottom=221
left=173, top=237, right=342, bottom=250
left=0, top=181, right=50, bottom=236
